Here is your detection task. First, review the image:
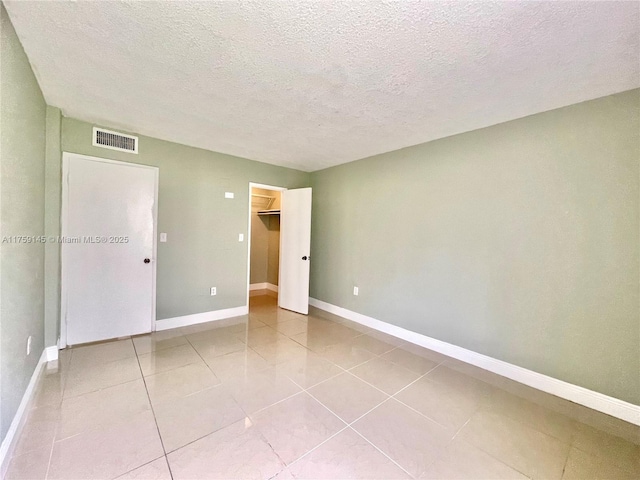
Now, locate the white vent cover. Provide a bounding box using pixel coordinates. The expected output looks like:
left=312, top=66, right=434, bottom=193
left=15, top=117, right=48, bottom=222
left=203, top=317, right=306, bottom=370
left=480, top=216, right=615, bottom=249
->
left=92, top=127, right=138, bottom=154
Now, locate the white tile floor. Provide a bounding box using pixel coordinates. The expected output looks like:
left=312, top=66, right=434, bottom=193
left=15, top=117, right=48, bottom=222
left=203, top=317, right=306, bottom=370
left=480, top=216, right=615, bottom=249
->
left=6, top=293, right=640, bottom=479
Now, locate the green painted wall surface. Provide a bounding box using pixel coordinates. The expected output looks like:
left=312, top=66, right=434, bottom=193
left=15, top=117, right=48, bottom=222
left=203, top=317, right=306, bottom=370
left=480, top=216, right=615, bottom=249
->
left=0, top=4, right=47, bottom=440
left=310, top=90, right=640, bottom=404
left=267, top=215, right=280, bottom=286
left=44, top=106, right=61, bottom=347
left=61, top=117, right=309, bottom=320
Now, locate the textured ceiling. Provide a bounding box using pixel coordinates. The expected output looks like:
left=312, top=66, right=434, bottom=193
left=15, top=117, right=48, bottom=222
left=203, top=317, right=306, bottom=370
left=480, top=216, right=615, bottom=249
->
left=5, top=1, right=639, bottom=171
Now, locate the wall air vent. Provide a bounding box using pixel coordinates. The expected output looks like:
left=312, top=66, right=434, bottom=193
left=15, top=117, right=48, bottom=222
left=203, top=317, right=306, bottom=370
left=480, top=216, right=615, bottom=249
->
left=92, top=127, right=138, bottom=154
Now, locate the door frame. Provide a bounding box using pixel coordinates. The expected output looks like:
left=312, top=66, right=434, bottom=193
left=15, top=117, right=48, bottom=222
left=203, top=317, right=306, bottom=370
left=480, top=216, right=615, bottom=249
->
left=60, top=152, right=159, bottom=348
left=246, top=182, right=287, bottom=306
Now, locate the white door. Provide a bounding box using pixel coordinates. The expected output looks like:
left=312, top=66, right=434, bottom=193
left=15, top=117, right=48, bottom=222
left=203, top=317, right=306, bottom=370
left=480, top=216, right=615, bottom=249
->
left=62, top=153, right=158, bottom=346
left=278, top=187, right=312, bottom=314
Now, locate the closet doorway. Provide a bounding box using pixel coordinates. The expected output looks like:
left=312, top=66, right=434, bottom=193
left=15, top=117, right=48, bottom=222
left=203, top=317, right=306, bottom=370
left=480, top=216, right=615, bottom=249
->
left=246, top=183, right=312, bottom=314
left=248, top=184, right=284, bottom=299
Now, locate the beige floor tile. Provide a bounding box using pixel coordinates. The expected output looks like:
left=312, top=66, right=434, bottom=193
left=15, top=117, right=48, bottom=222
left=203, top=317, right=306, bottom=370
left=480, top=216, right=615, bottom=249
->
left=350, top=357, right=420, bottom=395
left=57, top=379, right=151, bottom=440
left=481, top=388, right=576, bottom=443
left=168, top=420, right=284, bottom=480
left=315, top=341, right=377, bottom=369
left=236, top=325, right=289, bottom=347
left=69, top=339, right=136, bottom=367
left=224, top=367, right=302, bottom=414
left=571, top=421, right=640, bottom=475
left=366, top=331, right=406, bottom=347
left=145, top=363, right=220, bottom=405
left=64, top=356, right=142, bottom=398
left=457, top=409, right=570, bottom=479
left=322, top=323, right=364, bottom=340
left=271, top=467, right=295, bottom=479
left=423, top=365, right=494, bottom=396
left=350, top=334, right=398, bottom=355
left=189, top=334, right=247, bottom=359
left=562, top=446, right=637, bottom=480
left=132, top=330, right=188, bottom=355
left=273, top=318, right=310, bottom=337
left=4, top=446, right=51, bottom=480
left=247, top=316, right=268, bottom=330
left=153, top=385, right=246, bottom=452
left=256, top=309, right=305, bottom=326
left=116, top=457, right=171, bottom=480
left=12, top=405, right=60, bottom=457
left=250, top=337, right=310, bottom=365
left=399, top=343, right=451, bottom=364
left=32, top=370, right=65, bottom=409
left=290, top=330, right=345, bottom=351
left=395, top=375, right=487, bottom=430
left=352, top=399, right=453, bottom=478
left=420, top=437, right=528, bottom=479
left=274, top=350, right=344, bottom=388
left=204, top=348, right=271, bottom=382
left=48, top=410, right=164, bottom=480
left=251, top=392, right=346, bottom=465
left=308, top=372, right=388, bottom=423
left=332, top=318, right=373, bottom=334
left=289, top=427, right=411, bottom=479
left=381, top=347, right=440, bottom=375
left=137, top=343, right=204, bottom=376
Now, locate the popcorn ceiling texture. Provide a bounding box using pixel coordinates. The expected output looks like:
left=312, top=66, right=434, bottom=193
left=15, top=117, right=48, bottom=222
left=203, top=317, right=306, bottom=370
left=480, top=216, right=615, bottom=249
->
left=4, top=1, right=639, bottom=171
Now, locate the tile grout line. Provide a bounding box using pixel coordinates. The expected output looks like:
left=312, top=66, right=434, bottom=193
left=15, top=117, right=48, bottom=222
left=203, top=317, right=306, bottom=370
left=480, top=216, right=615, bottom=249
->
left=41, top=348, right=73, bottom=480
left=296, top=377, right=415, bottom=478
left=43, top=346, right=74, bottom=480
left=131, top=339, right=175, bottom=480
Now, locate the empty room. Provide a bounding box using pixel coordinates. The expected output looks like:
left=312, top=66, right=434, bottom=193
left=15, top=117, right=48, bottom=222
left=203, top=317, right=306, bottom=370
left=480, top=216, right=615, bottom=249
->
left=1, top=1, right=638, bottom=479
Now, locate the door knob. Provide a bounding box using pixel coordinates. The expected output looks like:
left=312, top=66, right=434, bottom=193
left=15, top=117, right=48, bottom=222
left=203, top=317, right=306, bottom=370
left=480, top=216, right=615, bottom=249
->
left=302, top=256, right=310, bottom=260
left=144, top=258, right=151, bottom=264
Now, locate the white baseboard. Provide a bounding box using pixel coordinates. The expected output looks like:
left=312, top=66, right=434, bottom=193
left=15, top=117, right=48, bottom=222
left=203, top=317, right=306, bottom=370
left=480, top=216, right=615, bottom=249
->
left=250, top=283, right=278, bottom=292
left=45, top=346, right=58, bottom=362
left=155, top=306, right=249, bottom=331
left=0, top=347, right=54, bottom=477
left=309, top=298, right=640, bottom=426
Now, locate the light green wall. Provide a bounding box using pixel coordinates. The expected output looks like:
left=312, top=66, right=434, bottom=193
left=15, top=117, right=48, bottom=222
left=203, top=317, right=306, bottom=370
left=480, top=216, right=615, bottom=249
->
left=61, top=117, right=309, bottom=320
left=267, top=216, right=280, bottom=286
left=310, top=89, right=640, bottom=404
left=0, top=4, right=47, bottom=440
left=250, top=214, right=269, bottom=284
left=44, top=106, right=61, bottom=347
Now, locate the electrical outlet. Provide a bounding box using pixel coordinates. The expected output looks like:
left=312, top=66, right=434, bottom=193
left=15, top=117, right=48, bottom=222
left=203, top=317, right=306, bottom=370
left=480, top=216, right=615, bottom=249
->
left=27, top=335, right=32, bottom=355
left=353, top=286, right=359, bottom=296
left=210, top=287, right=217, bottom=296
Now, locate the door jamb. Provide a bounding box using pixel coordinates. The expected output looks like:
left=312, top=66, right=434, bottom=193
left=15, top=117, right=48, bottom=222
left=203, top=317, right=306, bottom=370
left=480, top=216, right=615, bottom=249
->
left=60, top=152, right=159, bottom=348
left=246, top=182, right=287, bottom=307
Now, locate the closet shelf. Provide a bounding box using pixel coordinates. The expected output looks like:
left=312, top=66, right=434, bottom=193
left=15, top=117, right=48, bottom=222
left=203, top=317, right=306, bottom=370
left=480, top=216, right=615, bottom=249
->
left=257, top=209, right=280, bottom=216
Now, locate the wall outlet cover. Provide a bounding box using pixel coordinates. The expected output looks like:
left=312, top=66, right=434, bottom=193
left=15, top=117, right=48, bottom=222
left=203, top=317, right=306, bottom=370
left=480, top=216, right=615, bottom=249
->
left=353, top=286, right=359, bottom=296
left=210, top=287, right=217, bottom=296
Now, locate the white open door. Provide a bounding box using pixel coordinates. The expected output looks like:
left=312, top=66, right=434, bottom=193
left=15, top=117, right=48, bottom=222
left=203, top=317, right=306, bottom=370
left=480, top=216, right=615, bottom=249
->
left=278, top=187, right=312, bottom=314
left=62, top=153, right=158, bottom=346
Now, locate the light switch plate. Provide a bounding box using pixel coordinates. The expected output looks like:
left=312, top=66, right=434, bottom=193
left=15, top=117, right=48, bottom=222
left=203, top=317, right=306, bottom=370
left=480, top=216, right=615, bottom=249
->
left=238, top=233, right=244, bottom=242
left=225, top=192, right=234, bottom=199
left=160, top=232, right=167, bottom=242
